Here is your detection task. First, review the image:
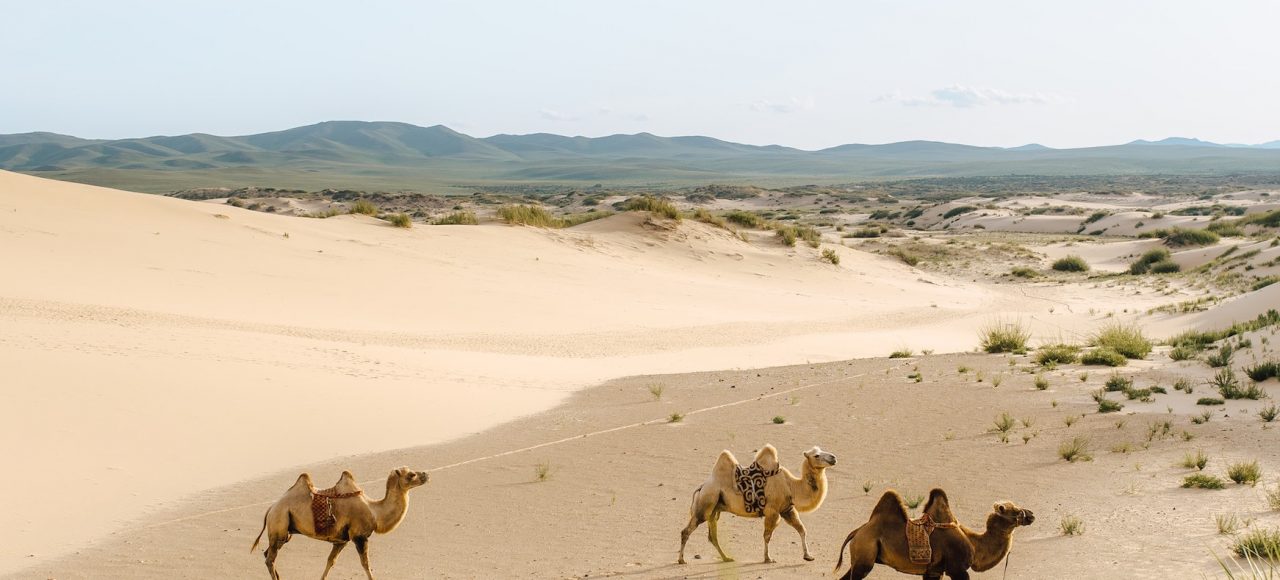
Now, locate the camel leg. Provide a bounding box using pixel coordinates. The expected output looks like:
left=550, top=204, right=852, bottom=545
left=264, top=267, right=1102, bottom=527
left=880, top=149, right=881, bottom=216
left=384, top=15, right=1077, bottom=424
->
left=842, top=533, right=877, bottom=580
left=680, top=488, right=720, bottom=564
left=944, top=564, right=970, bottom=580
left=707, top=510, right=734, bottom=562
left=354, top=537, right=375, bottom=580
left=779, top=507, right=813, bottom=561
left=321, top=542, right=346, bottom=580
left=264, top=535, right=289, bottom=580
left=761, top=510, right=781, bottom=563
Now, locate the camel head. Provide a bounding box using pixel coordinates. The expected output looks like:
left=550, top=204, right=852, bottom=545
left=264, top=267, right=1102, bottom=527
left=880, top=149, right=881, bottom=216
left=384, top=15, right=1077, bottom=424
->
left=388, top=466, right=430, bottom=491
left=991, top=501, right=1035, bottom=527
left=803, top=446, right=837, bottom=470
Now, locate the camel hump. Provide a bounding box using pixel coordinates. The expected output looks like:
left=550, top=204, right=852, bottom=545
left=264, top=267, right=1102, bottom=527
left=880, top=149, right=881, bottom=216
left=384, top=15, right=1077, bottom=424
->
left=752, top=444, right=779, bottom=472
left=712, top=450, right=740, bottom=479
left=923, top=488, right=955, bottom=522
left=872, top=489, right=909, bottom=521
left=332, top=470, right=362, bottom=493
left=290, top=473, right=315, bottom=492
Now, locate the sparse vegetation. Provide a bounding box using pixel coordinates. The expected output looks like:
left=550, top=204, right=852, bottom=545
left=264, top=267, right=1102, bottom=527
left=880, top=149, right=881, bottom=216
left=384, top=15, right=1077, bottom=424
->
left=1060, top=514, right=1084, bottom=536
left=904, top=494, right=924, bottom=509
left=624, top=195, right=681, bottom=220
left=1091, top=323, right=1153, bottom=359
left=385, top=213, right=413, bottom=228
left=1163, top=228, right=1221, bottom=248
left=1246, top=361, right=1280, bottom=383
left=1129, top=248, right=1172, bottom=275
left=1035, top=375, right=1050, bottom=390
left=648, top=383, right=665, bottom=400
left=1216, top=513, right=1246, bottom=535
left=1058, top=436, right=1092, bottom=462
left=1036, top=343, right=1081, bottom=366
left=349, top=199, right=378, bottom=216
left=1216, top=368, right=1266, bottom=400
left=1183, top=473, right=1227, bottom=489
left=821, top=248, right=841, bottom=265
left=772, top=415, right=786, bottom=424
left=1231, top=528, right=1280, bottom=560
left=432, top=210, right=479, bottom=225
left=668, top=412, right=685, bottom=423
left=979, top=320, right=1031, bottom=353
left=889, top=348, right=914, bottom=359
left=534, top=460, right=553, bottom=481
left=1010, top=267, right=1039, bottom=278
left=1081, top=347, right=1128, bottom=367
left=724, top=210, right=764, bottom=229
left=1198, top=397, right=1226, bottom=406
left=1105, top=373, right=1133, bottom=392
left=992, top=412, right=1016, bottom=434
left=1228, top=461, right=1263, bottom=486
left=1052, top=255, right=1090, bottom=272
left=1180, top=449, right=1209, bottom=471
left=1260, top=404, right=1279, bottom=423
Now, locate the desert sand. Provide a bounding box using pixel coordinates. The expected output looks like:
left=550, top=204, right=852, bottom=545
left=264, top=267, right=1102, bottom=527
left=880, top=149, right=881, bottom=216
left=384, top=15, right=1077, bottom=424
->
left=2, top=170, right=1278, bottom=578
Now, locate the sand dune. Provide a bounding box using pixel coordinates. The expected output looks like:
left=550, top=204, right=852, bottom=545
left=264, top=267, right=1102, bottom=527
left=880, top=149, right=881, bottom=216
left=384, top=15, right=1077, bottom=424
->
left=0, top=170, right=1106, bottom=575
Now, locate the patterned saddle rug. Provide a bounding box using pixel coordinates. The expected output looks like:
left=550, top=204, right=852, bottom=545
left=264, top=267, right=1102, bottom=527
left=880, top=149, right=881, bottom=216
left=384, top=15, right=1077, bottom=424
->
left=733, top=462, right=779, bottom=515
left=906, top=512, right=958, bottom=563
left=310, top=487, right=363, bottom=535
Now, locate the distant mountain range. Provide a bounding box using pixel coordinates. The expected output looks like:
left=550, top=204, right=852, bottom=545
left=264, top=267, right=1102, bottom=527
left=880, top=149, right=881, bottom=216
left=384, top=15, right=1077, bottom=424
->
left=3, top=121, right=1280, bottom=193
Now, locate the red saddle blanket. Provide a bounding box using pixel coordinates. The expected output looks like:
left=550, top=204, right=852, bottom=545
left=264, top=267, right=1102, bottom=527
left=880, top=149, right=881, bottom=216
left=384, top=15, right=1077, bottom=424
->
left=906, top=512, right=958, bottom=563
left=310, top=487, right=363, bottom=534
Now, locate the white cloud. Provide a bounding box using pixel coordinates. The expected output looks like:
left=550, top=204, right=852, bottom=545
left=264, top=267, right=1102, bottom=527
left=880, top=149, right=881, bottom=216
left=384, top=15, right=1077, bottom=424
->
left=538, top=108, right=578, bottom=121
left=749, top=95, right=816, bottom=114
left=877, top=85, right=1064, bottom=108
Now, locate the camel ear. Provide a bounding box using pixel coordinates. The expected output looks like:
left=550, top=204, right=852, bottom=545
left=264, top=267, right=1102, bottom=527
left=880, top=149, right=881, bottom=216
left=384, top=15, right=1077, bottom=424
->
left=994, top=503, right=1006, bottom=514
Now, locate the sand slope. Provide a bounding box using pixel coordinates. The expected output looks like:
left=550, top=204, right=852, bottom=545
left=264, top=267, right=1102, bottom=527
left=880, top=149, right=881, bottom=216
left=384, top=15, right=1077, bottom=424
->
left=0, top=170, right=1096, bottom=574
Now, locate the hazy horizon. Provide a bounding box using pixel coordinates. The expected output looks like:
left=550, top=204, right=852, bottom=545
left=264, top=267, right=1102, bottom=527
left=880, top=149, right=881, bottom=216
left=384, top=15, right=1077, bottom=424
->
left=4, top=0, right=1278, bottom=149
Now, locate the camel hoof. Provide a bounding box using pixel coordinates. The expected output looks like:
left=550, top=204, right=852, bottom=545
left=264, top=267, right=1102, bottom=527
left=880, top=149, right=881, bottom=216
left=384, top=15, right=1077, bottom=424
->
left=803, top=554, right=815, bottom=561
left=721, top=557, right=735, bottom=563
left=677, top=559, right=686, bottom=565
left=763, top=558, right=776, bottom=564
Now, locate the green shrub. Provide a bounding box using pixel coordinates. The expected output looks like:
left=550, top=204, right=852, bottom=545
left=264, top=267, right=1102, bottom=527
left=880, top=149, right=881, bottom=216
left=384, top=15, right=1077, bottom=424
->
left=847, top=227, right=882, bottom=238
left=1104, top=373, right=1133, bottom=392
left=432, top=211, right=478, bottom=225
left=1092, top=323, right=1153, bottom=359
left=691, top=208, right=727, bottom=229
left=1215, top=368, right=1265, bottom=399
left=1081, top=347, right=1127, bottom=366
left=889, top=348, right=914, bottom=359
left=772, top=415, right=786, bottom=424
left=1241, top=209, right=1280, bottom=228
left=1206, top=344, right=1234, bottom=368
left=1180, top=449, right=1209, bottom=470
left=1198, top=397, right=1225, bottom=406
left=992, top=412, right=1016, bottom=434
left=498, top=204, right=558, bottom=227
left=820, top=248, right=840, bottom=265
left=1095, top=395, right=1124, bottom=413
left=1052, top=255, right=1090, bottom=272
left=1228, top=461, right=1263, bottom=486
left=1149, top=261, right=1180, bottom=274
left=1010, top=267, right=1039, bottom=278
left=1245, top=360, right=1280, bottom=382
left=1129, top=248, right=1171, bottom=275
left=1206, top=220, right=1245, bottom=237
left=1036, top=343, right=1081, bottom=366
left=943, top=205, right=978, bottom=219
left=1182, top=473, right=1227, bottom=489
left=624, top=195, right=680, bottom=220
left=1060, top=515, right=1084, bottom=536
left=1169, top=346, right=1196, bottom=361
left=890, top=248, right=920, bottom=266
left=1260, top=404, right=1279, bottom=423
left=774, top=224, right=821, bottom=248
left=724, top=210, right=764, bottom=229
left=979, top=320, right=1031, bottom=353
left=385, top=213, right=413, bottom=228
left=1034, top=375, right=1049, bottom=390
left=1163, top=228, right=1220, bottom=247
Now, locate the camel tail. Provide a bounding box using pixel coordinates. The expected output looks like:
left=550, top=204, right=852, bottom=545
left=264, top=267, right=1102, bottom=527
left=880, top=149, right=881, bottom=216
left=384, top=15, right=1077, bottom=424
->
left=250, top=510, right=268, bottom=553
left=833, top=526, right=858, bottom=574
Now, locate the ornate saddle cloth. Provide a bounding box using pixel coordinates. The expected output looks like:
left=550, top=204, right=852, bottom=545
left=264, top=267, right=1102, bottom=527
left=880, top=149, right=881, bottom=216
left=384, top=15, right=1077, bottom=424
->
left=733, top=462, right=779, bottom=515
left=906, top=512, right=958, bottom=563
left=310, top=487, right=363, bottom=534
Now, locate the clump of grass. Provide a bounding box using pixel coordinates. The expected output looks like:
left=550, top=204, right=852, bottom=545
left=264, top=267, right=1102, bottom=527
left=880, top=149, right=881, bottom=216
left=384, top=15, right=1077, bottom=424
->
left=1246, top=360, right=1280, bottom=382
left=863, top=481, right=873, bottom=494
left=1228, top=461, right=1263, bottom=486
left=1181, top=449, right=1209, bottom=471
left=1080, top=372, right=1089, bottom=382
left=979, top=320, right=1031, bottom=353
left=1163, top=227, right=1220, bottom=248
left=772, top=415, right=786, bottom=424
left=1105, top=373, right=1133, bottom=392
left=889, top=248, right=920, bottom=266
left=1036, top=343, right=1081, bottom=366
left=691, top=208, right=727, bottom=229
left=1260, top=404, right=1279, bottom=423
left=1058, top=436, right=1092, bottom=462
left=1150, top=261, right=1181, bottom=274
left=1063, top=415, right=1077, bottom=427
left=1129, top=248, right=1172, bottom=275
left=1034, top=374, right=1050, bottom=390
left=1010, top=267, right=1039, bottom=278
left=1231, top=528, right=1280, bottom=559
left=624, top=195, right=681, bottom=220
left=1265, top=483, right=1280, bottom=511
left=349, top=199, right=378, bottom=216
left=1146, top=419, right=1173, bottom=441
left=774, top=224, right=821, bottom=248
left=1199, top=397, right=1226, bottom=406
left=991, top=374, right=1004, bottom=388
left=433, top=210, right=478, bottom=225
left=1060, top=514, right=1085, bottom=536
left=1093, top=391, right=1124, bottom=413
left=385, top=213, right=413, bottom=228
left=498, top=204, right=558, bottom=227
left=1183, top=473, right=1227, bottom=489
left=1052, top=255, right=1090, bottom=272
left=724, top=210, right=764, bottom=229
left=1173, top=377, right=1193, bottom=392
left=1081, top=348, right=1128, bottom=367
left=668, top=412, right=685, bottom=423
left=904, top=495, right=924, bottom=509
left=647, top=383, right=665, bottom=400
left=1193, top=409, right=1215, bottom=424
left=992, top=412, right=1016, bottom=434
left=1091, top=323, right=1153, bottom=359
left=1216, top=513, right=1246, bottom=535
left=820, top=248, right=841, bottom=265
left=1169, top=346, right=1197, bottom=361
left=1207, top=344, right=1236, bottom=368
left=957, top=365, right=971, bottom=373
left=534, top=460, right=553, bottom=481
left=889, top=348, right=914, bottom=359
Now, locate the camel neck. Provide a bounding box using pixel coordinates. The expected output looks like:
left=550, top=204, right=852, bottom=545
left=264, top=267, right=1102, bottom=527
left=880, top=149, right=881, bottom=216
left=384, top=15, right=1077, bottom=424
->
left=792, top=462, right=828, bottom=511
left=964, top=514, right=1016, bottom=572
left=371, top=480, right=410, bottom=534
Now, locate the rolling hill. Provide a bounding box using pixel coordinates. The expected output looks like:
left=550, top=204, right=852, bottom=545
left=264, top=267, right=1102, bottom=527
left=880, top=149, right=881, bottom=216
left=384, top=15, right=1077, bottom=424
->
left=3, top=121, right=1280, bottom=193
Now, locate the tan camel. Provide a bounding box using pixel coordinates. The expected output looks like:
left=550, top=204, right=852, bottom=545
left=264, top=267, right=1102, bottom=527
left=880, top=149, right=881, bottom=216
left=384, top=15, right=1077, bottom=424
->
left=678, top=444, right=836, bottom=564
left=250, top=467, right=429, bottom=580
left=834, top=488, right=1034, bottom=580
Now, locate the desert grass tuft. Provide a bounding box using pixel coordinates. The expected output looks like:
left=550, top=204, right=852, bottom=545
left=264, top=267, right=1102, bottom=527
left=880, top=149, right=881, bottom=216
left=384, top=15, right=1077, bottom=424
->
left=889, top=347, right=914, bottom=359
left=1036, top=343, right=1081, bottom=366
left=1183, top=473, right=1227, bottom=489
left=821, top=248, right=841, bottom=265
left=432, top=210, right=478, bottom=225
left=1180, top=449, right=1209, bottom=471
left=1217, top=513, right=1247, bottom=535
left=772, top=415, right=786, bottom=424
left=992, top=411, right=1016, bottom=434
left=624, top=195, right=681, bottom=220
left=648, top=383, right=665, bottom=400
left=1034, top=374, right=1050, bottom=390
left=1091, top=323, right=1153, bottom=359
left=349, top=199, right=378, bottom=216
left=1081, top=347, right=1128, bottom=366
left=1228, top=461, right=1263, bottom=486
left=1060, top=514, right=1085, bottom=536
left=534, top=460, right=553, bottom=482
left=1231, top=528, right=1280, bottom=560
left=1052, top=255, right=1090, bottom=272
left=1260, top=404, right=1279, bottom=423
left=979, top=320, right=1031, bottom=353
left=1058, top=436, right=1092, bottom=462
left=385, top=213, right=413, bottom=228
left=668, top=412, right=685, bottom=423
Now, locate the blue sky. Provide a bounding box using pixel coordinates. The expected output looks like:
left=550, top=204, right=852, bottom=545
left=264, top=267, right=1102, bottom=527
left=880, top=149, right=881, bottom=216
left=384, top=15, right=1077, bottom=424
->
left=4, top=0, right=1278, bottom=148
